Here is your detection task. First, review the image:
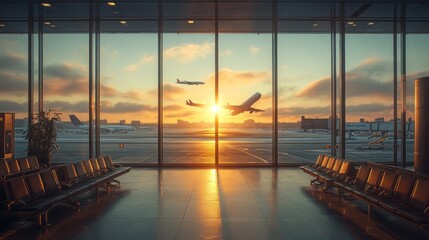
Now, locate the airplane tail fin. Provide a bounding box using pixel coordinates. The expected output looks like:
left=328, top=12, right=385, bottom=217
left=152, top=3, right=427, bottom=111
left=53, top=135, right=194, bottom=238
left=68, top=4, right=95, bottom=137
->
left=69, top=114, right=84, bottom=126
left=177, top=78, right=180, bottom=82
left=186, top=99, right=193, bottom=105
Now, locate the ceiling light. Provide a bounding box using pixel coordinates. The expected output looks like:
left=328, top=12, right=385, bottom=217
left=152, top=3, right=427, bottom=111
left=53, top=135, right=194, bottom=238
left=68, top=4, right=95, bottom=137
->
left=368, top=22, right=375, bottom=26
left=107, top=2, right=116, bottom=6
left=352, top=23, right=357, bottom=27
left=44, top=22, right=51, bottom=25
left=348, top=21, right=354, bottom=25
left=0, top=24, right=5, bottom=27
left=187, top=20, right=194, bottom=24
left=120, top=20, right=127, bottom=24
left=41, top=3, right=51, bottom=7
left=113, top=11, right=119, bottom=14
left=50, top=25, right=56, bottom=28
left=313, top=23, right=318, bottom=27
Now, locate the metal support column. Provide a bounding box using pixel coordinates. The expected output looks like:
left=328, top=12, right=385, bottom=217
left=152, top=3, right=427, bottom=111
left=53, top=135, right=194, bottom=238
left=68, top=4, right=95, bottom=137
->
left=272, top=0, right=278, bottom=166
left=28, top=3, right=34, bottom=126
left=339, top=1, right=346, bottom=159
left=89, top=3, right=94, bottom=158
left=215, top=0, right=219, bottom=166
left=331, top=2, right=337, bottom=157
left=95, top=3, right=101, bottom=157
left=158, top=1, right=164, bottom=166
left=38, top=5, right=43, bottom=112
left=393, top=3, right=398, bottom=166
left=400, top=2, right=407, bottom=168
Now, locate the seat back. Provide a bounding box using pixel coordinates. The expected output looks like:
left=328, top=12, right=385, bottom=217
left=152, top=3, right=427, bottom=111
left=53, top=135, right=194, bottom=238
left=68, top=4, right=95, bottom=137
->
left=408, top=179, right=429, bottom=211
left=353, top=165, right=371, bottom=188
left=6, top=159, right=21, bottom=173
left=338, top=161, right=351, bottom=175
left=4, top=176, right=31, bottom=203
left=332, top=159, right=343, bottom=173
left=319, top=156, right=330, bottom=169
left=377, top=171, right=398, bottom=193
left=16, top=157, right=31, bottom=171
left=325, top=157, right=336, bottom=171
left=25, top=173, right=46, bottom=200
left=27, top=156, right=40, bottom=169
left=97, top=156, right=108, bottom=171
left=90, top=158, right=101, bottom=173
left=83, top=159, right=95, bottom=176
left=393, top=174, right=415, bottom=203
left=103, top=155, right=114, bottom=169
left=53, top=165, right=68, bottom=183
left=315, top=155, right=325, bottom=166
left=39, top=169, right=61, bottom=195
left=73, top=162, right=88, bottom=179
left=0, top=160, right=10, bottom=175
left=64, top=164, right=78, bottom=180
left=365, top=167, right=383, bottom=189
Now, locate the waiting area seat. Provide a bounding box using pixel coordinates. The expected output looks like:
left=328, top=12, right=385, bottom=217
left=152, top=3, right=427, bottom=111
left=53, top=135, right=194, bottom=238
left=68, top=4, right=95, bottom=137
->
left=301, top=155, right=429, bottom=229
left=0, top=155, right=130, bottom=227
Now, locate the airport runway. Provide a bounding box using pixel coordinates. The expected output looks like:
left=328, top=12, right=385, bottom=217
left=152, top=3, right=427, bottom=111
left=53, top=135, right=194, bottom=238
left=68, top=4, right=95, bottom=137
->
left=14, top=129, right=414, bottom=165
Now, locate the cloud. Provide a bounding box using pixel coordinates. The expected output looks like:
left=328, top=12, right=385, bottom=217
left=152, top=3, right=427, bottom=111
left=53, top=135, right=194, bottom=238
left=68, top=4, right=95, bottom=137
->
left=44, top=100, right=88, bottom=113
left=0, top=71, right=27, bottom=95
left=161, top=84, right=186, bottom=101
left=164, top=42, right=214, bottom=63
left=165, top=110, right=197, bottom=118
left=164, top=104, right=185, bottom=111
left=250, top=46, right=259, bottom=55
left=122, top=64, right=139, bottom=72
left=101, top=101, right=157, bottom=113
left=0, top=100, right=27, bottom=112
left=0, top=52, right=26, bottom=71
left=122, top=54, right=156, bottom=73
left=295, top=58, right=393, bottom=101
left=220, top=49, right=232, bottom=57
left=206, top=68, right=270, bottom=87
left=0, top=39, right=20, bottom=49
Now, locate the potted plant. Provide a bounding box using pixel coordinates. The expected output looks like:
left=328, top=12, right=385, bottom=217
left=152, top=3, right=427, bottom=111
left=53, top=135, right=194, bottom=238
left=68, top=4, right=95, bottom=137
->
left=23, top=110, right=62, bottom=166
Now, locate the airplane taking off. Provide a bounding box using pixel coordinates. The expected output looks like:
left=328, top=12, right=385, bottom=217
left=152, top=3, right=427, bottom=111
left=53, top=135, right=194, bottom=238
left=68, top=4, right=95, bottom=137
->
left=176, top=78, right=205, bottom=86
left=69, top=115, right=136, bottom=133
left=186, top=92, right=265, bottom=116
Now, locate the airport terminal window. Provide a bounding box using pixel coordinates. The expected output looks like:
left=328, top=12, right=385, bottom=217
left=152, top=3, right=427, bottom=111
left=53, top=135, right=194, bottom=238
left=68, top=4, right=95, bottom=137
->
left=278, top=31, right=332, bottom=164
left=218, top=33, right=273, bottom=165
left=345, top=28, right=394, bottom=163
left=43, top=32, right=90, bottom=163
left=163, top=33, right=215, bottom=165
left=100, top=33, right=158, bottom=164
left=406, top=31, right=429, bottom=164
left=0, top=33, right=28, bottom=158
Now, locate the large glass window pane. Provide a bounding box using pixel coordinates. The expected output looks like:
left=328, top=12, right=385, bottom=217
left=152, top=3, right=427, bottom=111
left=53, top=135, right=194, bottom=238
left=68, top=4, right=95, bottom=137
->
left=345, top=21, right=394, bottom=163
left=100, top=32, right=158, bottom=164
left=0, top=32, right=28, bottom=158
left=43, top=27, right=89, bottom=163
left=163, top=32, right=215, bottom=165
left=406, top=23, right=429, bottom=165
left=278, top=26, right=332, bottom=164
left=219, top=30, right=272, bottom=165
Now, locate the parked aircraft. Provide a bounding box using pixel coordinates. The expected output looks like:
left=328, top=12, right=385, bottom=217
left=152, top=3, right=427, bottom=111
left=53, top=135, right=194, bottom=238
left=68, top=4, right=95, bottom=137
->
left=69, top=115, right=137, bottom=133
left=186, top=92, right=265, bottom=116
left=176, top=78, right=205, bottom=86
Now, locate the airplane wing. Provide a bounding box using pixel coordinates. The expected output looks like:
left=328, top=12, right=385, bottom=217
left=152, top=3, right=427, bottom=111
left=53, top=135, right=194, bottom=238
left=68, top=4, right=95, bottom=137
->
left=186, top=99, right=207, bottom=108
left=223, top=104, right=264, bottom=116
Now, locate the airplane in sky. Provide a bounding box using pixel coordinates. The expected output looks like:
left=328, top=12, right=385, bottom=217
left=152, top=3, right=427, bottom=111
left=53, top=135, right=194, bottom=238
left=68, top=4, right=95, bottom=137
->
left=186, top=92, right=265, bottom=116
left=176, top=78, right=205, bottom=86
left=69, top=115, right=137, bottom=133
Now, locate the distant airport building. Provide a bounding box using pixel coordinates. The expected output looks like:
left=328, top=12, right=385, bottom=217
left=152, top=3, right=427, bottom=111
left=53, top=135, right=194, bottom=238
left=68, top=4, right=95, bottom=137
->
left=131, top=121, right=141, bottom=127
left=100, top=119, right=108, bottom=125
left=300, top=116, right=328, bottom=131
left=119, top=120, right=126, bottom=126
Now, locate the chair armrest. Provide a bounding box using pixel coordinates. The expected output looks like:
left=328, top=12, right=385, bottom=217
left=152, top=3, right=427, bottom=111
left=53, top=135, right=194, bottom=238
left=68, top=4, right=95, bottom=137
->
left=345, top=177, right=354, bottom=183
left=378, top=189, right=393, bottom=198
left=424, top=206, right=429, bottom=215
left=6, top=199, right=26, bottom=211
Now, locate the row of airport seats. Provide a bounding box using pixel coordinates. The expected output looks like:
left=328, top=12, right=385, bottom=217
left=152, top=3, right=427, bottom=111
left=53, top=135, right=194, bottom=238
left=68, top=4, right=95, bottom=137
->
left=301, top=155, right=429, bottom=229
left=0, top=156, right=42, bottom=177
left=0, top=155, right=130, bottom=227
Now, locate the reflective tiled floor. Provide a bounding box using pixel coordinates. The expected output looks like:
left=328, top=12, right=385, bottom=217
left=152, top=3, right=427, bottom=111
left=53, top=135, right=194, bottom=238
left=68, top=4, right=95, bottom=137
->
left=3, top=168, right=429, bottom=240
